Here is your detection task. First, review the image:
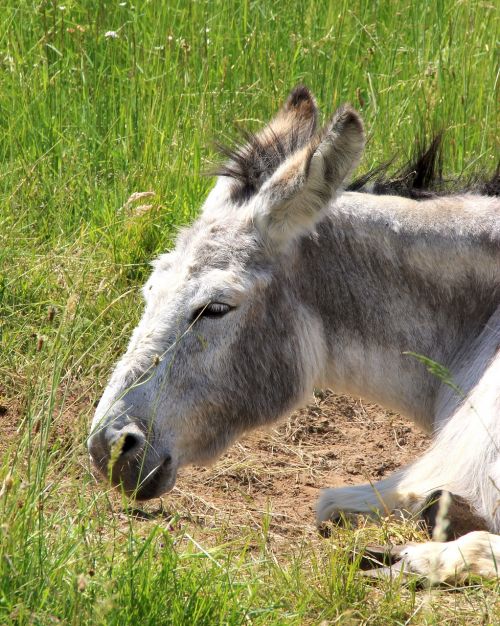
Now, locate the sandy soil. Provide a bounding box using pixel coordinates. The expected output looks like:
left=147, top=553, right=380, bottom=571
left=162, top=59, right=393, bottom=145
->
left=0, top=384, right=432, bottom=543
left=161, top=390, right=432, bottom=542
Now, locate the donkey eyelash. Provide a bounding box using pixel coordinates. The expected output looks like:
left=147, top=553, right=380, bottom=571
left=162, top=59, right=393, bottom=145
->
left=191, top=303, right=232, bottom=322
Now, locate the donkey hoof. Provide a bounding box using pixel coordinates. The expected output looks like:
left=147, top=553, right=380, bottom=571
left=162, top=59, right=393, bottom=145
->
left=420, top=490, right=489, bottom=540
left=317, top=517, right=347, bottom=537
left=357, top=544, right=404, bottom=569
left=317, top=521, right=333, bottom=538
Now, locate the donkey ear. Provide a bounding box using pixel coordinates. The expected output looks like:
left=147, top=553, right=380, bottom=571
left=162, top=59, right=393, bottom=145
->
left=267, top=85, right=319, bottom=145
left=253, top=104, right=365, bottom=246
left=214, top=86, right=318, bottom=201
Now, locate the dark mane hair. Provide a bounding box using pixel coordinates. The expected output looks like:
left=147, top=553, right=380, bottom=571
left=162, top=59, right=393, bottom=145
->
left=347, top=134, right=499, bottom=199
left=214, top=129, right=499, bottom=201
left=212, top=125, right=309, bottom=202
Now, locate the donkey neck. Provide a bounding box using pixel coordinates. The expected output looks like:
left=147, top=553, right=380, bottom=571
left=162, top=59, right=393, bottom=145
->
left=297, top=191, right=500, bottom=430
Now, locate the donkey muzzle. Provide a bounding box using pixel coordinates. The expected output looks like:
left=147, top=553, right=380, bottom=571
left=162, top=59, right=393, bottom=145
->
left=88, top=416, right=176, bottom=499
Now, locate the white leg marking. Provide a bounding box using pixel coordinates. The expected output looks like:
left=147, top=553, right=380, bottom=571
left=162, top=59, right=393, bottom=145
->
left=317, top=472, right=403, bottom=524
left=397, top=531, right=500, bottom=583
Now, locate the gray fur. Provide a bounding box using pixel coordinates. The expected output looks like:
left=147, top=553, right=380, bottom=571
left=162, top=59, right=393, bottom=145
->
left=89, top=87, right=500, bottom=581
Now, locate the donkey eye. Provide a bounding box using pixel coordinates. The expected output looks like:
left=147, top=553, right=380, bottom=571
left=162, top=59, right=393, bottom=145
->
left=191, top=303, right=232, bottom=322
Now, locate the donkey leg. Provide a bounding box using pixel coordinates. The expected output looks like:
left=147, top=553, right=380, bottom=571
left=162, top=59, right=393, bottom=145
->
left=316, top=437, right=497, bottom=528
left=316, top=468, right=415, bottom=526
left=317, top=445, right=496, bottom=529
left=364, top=531, right=500, bottom=583
left=318, top=337, right=500, bottom=529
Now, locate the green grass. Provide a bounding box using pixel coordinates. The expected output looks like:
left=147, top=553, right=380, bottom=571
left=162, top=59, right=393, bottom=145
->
left=0, top=0, right=499, bottom=623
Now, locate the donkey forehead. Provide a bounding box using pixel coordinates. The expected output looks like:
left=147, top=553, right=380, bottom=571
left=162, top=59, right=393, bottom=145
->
left=144, top=264, right=254, bottom=306
left=145, top=216, right=267, bottom=298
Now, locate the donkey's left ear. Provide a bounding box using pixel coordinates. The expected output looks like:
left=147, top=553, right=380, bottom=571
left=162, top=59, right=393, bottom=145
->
left=253, top=104, right=365, bottom=247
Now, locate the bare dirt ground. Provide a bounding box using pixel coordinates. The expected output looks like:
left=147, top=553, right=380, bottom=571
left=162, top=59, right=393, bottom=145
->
left=0, top=384, right=431, bottom=544
left=161, top=390, right=432, bottom=544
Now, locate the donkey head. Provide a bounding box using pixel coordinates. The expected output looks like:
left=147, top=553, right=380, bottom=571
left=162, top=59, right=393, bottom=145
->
left=88, top=87, right=365, bottom=499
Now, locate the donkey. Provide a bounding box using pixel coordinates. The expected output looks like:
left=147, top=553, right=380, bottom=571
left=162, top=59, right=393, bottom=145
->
left=89, top=86, right=500, bottom=583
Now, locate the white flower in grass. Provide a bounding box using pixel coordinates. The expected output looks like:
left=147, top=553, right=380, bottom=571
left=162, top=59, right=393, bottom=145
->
left=105, top=30, right=119, bottom=39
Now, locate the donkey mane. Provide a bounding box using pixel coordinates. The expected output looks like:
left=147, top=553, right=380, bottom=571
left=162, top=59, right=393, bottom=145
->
left=348, top=135, right=500, bottom=200
left=215, top=119, right=499, bottom=202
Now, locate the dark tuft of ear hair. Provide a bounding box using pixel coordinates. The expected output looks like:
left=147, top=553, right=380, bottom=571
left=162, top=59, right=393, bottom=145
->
left=212, top=85, right=319, bottom=203
left=284, top=85, right=317, bottom=120
left=286, top=85, right=313, bottom=107
left=331, top=103, right=364, bottom=136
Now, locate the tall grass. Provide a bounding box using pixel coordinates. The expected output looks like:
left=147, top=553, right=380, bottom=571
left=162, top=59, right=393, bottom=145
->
left=0, top=1, right=498, bottom=623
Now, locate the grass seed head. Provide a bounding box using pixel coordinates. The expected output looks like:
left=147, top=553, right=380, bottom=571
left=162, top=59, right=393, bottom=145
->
left=108, top=434, right=127, bottom=479
left=0, top=473, right=14, bottom=497
left=77, top=574, right=87, bottom=592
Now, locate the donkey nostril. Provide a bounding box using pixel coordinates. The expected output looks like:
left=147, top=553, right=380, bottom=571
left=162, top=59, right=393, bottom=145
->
left=161, top=453, right=172, bottom=468
left=120, top=433, right=141, bottom=456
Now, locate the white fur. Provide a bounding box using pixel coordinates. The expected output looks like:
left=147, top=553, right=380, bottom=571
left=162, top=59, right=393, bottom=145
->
left=397, top=532, right=500, bottom=583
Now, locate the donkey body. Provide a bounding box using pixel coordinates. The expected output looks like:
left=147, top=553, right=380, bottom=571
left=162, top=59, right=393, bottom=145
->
left=89, top=87, right=500, bottom=582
